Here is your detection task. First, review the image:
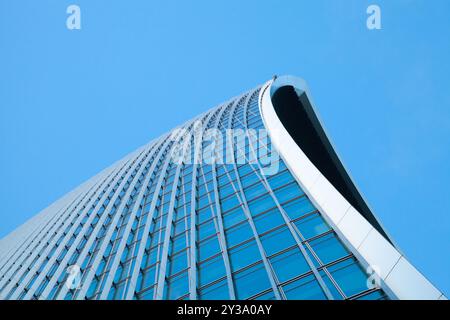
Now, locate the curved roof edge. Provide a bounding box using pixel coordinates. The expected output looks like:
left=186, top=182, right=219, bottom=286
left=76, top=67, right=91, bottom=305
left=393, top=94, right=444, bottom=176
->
left=259, top=75, right=446, bottom=300
left=269, top=75, right=392, bottom=244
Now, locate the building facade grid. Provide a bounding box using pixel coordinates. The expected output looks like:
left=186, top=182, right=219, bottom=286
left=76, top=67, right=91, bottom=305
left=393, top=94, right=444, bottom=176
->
left=0, top=81, right=409, bottom=300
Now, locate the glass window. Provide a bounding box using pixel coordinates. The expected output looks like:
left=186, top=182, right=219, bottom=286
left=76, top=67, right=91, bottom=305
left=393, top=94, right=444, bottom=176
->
left=319, top=270, right=343, bottom=300
left=294, top=213, right=330, bottom=239
left=253, top=208, right=285, bottom=234
left=248, top=194, right=276, bottom=216
left=252, top=290, right=277, bottom=300
left=233, top=263, right=272, bottom=299
left=270, top=248, right=310, bottom=283
left=113, top=282, right=126, bottom=300
left=282, top=274, right=327, bottom=300
left=172, top=233, right=187, bottom=253
left=219, top=183, right=235, bottom=199
left=266, top=170, right=293, bottom=190
left=273, top=182, right=303, bottom=204
left=261, top=227, right=296, bottom=256
left=138, top=287, right=154, bottom=300
left=166, top=271, right=189, bottom=299
left=229, top=240, right=261, bottom=272
left=327, top=258, right=369, bottom=297
left=282, top=197, right=315, bottom=220
left=141, top=266, right=156, bottom=291
left=240, top=171, right=260, bottom=188
left=168, top=251, right=188, bottom=276
left=198, top=219, right=217, bottom=241
left=197, top=206, right=213, bottom=224
left=198, top=237, right=221, bottom=262
left=198, top=194, right=212, bottom=209
left=356, top=290, right=388, bottom=300
left=225, top=222, right=253, bottom=247
left=199, top=279, right=230, bottom=300
left=221, top=194, right=241, bottom=212
left=198, top=255, right=227, bottom=287
left=222, top=207, right=246, bottom=229
left=309, top=233, right=349, bottom=265
left=243, top=183, right=267, bottom=201
left=174, top=219, right=188, bottom=235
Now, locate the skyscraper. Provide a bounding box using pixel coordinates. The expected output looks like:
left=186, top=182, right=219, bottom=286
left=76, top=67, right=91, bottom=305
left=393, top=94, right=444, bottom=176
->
left=0, top=76, right=445, bottom=300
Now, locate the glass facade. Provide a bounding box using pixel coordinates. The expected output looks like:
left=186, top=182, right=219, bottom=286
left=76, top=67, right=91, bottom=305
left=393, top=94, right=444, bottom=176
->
left=0, top=85, right=389, bottom=300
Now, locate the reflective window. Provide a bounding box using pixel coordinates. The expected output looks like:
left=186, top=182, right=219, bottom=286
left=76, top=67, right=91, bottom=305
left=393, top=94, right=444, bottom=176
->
left=294, top=213, right=330, bottom=239
left=198, top=255, right=227, bottom=287
left=198, top=237, right=221, bottom=262
left=222, top=207, right=246, bottom=229
left=165, top=271, right=189, bottom=299
left=253, top=208, right=285, bottom=233
left=327, top=258, right=369, bottom=297
left=225, top=221, right=253, bottom=247
left=229, top=240, right=261, bottom=271
left=248, top=194, right=276, bottom=216
left=233, top=263, right=272, bottom=299
left=270, top=248, right=310, bottom=283
left=282, top=197, right=315, bottom=220
left=282, top=275, right=327, bottom=300
left=261, top=227, right=296, bottom=256
left=199, top=279, right=230, bottom=300
left=309, top=233, right=349, bottom=265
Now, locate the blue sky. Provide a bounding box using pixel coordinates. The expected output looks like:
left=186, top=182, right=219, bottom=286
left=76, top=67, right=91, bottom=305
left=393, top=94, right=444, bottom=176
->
left=1, top=0, right=449, bottom=295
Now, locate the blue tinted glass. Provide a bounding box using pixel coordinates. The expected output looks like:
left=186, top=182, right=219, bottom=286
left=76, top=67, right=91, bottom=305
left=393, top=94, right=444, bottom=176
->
left=248, top=194, right=276, bottom=216
left=294, top=214, right=330, bottom=239
left=222, top=207, right=246, bottom=229
left=229, top=240, right=261, bottom=271
left=198, top=237, right=221, bottom=261
left=168, top=251, right=188, bottom=275
left=309, top=233, right=349, bottom=265
left=328, top=258, right=369, bottom=297
left=199, top=279, right=230, bottom=300
left=225, top=221, right=253, bottom=247
left=221, top=194, right=241, bottom=212
left=172, top=234, right=187, bottom=253
left=273, top=182, right=303, bottom=203
left=138, top=287, right=154, bottom=300
left=243, top=183, right=267, bottom=201
left=253, top=290, right=277, bottom=300
left=113, top=282, right=126, bottom=300
left=356, top=290, right=387, bottom=300
left=197, top=206, right=213, bottom=224
left=198, top=219, right=217, bottom=240
left=219, top=183, right=235, bottom=198
left=282, top=275, right=327, bottom=300
left=282, top=197, right=315, bottom=220
left=233, top=263, right=272, bottom=299
left=267, top=169, right=293, bottom=189
left=270, top=248, right=310, bottom=282
left=319, top=270, right=343, bottom=300
left=253, top=208, right=285, bottom=234
left=261, top=227, right=296, bottom=256
left=166, top=271, right=189, bottom=299
left=240, top=171, right=260, bottom=188
left=141, top=266, right=156, bottom=290
left=198, top=256, right=227, bottom=287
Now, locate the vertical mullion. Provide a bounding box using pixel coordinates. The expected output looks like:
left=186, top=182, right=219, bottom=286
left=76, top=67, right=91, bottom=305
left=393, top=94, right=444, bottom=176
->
left=242, top=92, right=335, bottom=300
left=226, top=94, right=282, bottom=300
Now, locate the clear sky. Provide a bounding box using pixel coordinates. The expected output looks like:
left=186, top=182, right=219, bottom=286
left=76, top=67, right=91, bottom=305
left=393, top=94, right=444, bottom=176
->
left=1, top=0, right=449, bottom=295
